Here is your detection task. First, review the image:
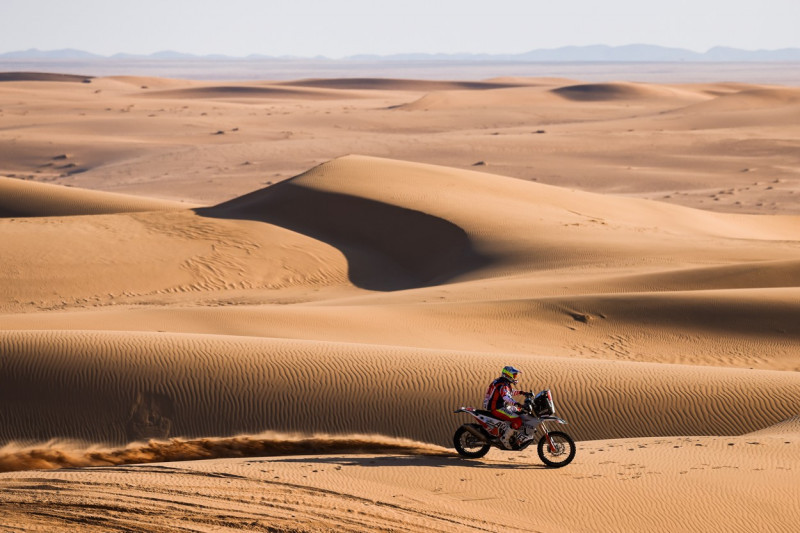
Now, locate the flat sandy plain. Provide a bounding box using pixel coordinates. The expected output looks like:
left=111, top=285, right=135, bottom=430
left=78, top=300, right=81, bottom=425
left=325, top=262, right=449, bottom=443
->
left=1, top=69, right=799, bottom=532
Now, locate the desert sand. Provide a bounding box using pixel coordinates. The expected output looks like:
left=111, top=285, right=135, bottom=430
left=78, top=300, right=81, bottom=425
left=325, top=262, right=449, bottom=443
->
left=1, top=72, right=799, bottom=532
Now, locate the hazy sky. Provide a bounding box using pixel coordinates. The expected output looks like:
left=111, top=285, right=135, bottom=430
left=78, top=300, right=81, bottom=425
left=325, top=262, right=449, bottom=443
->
left=1, top=0, right=798, bottom=57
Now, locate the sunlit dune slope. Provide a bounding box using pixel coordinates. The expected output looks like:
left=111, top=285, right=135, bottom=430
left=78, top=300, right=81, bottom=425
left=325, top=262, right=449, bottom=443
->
left=661, top=86, right=800, bottom=128
left=682, top=87, right=800, bottom=111
left=0, top=208, right=349, bottom=308
left=0, top=176, right=190, bottom=217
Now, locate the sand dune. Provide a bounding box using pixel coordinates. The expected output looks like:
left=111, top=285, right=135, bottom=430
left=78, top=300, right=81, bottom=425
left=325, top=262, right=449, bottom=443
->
left=685, top=87, right=800, bottom=111
left=396, top=86, right=559, bottom=111
left=0, top=176, right=189, bottom=217
left=3, top=156, right=797, bottom=369
left=747, top=415, right=800, bottom=436
left=279, top=77, right=530, bottom=91
left=552, top=81, right=708, bottom=102
left=127, top=77, right=540, bottom=108
left=202, top=158, right=495, bottom=290
left=3, top=74, right=798, bottom=213
left=144, top=84, right=359, bottom=101
left=0, top=209, right=348, bottom=312
left=1, top=156, right=798, bottom=359
left=0, top=72, right=92, bottom=82
left=3, top=329, right=799, bottom=447
left=660, top=87, right=800, bottom=129
left=393, top=83, right=631, bottom=112
left=2, top=74, right=799, bottom=532
left=399, top=81, right=709, bottom=112
left=103, top=75, right=203, bottom=89
left=205, top=154, right=795, bottom=242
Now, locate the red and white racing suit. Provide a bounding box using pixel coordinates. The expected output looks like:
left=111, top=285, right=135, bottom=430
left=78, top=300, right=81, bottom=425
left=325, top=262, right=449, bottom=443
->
left=483, top=377, right=524, bottom=430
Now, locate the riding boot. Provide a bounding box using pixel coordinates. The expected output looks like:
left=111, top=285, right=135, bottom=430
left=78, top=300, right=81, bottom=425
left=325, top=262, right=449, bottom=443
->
left=517, top=429, right=533, bottom=444
left=500, top=425, right=515, bottom=448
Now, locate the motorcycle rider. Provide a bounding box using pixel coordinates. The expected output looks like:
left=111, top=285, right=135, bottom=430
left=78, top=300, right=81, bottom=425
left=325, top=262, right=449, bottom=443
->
left=484, top=365, right=527, bottom=448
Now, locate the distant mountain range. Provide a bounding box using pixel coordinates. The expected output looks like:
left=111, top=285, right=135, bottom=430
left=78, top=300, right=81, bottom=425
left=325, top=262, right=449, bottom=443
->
left=2, top=45, right=800, bottom=62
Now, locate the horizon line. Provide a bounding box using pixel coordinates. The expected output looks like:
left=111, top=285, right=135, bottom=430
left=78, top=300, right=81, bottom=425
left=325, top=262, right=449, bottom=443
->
left=3, top=43, right=800, bottom=61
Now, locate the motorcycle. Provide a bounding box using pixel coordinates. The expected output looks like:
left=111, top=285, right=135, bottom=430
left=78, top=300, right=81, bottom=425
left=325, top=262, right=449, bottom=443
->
left=453, top=389, right=576, bottom=468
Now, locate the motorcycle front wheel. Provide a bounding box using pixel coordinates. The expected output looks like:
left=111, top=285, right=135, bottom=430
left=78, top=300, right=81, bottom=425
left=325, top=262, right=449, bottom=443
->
left=453, top=424, right=491, bottom=459
left=537, top=431, right=576, bottom=468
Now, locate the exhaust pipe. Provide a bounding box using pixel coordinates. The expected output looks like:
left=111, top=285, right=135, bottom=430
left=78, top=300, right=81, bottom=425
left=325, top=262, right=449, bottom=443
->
left=463, top=424, right=489, bottom=443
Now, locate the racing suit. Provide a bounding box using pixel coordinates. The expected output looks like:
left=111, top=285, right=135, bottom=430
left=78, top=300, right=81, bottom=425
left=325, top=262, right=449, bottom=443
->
left=483, top=377, right=524, bottom=441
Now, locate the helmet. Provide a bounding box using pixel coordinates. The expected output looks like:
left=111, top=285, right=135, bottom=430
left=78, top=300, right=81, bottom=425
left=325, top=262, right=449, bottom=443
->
left=501, top=365, right=521, bottom=384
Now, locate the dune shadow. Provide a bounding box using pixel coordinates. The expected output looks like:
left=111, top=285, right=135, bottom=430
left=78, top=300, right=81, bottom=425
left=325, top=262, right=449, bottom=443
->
left=196, top=181, right=491, bottom=291
left=279, top=78, right=526, bottom=91
left=0, top=72, right=93, bottom=83
left=144, top=86, right=349, bottom=100
left=552, top=83, right=638, bottom=102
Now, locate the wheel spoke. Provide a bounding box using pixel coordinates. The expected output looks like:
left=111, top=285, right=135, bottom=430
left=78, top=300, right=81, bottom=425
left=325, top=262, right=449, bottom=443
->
left=461, top=434, right=482, bottom=450
left=537, top=431, right=576, bottom=468
left=454, top=425, right=491, bottom=459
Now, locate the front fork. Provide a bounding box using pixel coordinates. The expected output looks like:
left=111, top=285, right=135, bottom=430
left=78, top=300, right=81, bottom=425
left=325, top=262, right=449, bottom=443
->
left=539, top=422, right=557, bottom=453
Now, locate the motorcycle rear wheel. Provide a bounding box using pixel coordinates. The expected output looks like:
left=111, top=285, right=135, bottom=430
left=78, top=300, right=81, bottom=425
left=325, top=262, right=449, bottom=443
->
left=537, top=431, right=576, bottom=468
left=453, top=424, right=491, bottom=458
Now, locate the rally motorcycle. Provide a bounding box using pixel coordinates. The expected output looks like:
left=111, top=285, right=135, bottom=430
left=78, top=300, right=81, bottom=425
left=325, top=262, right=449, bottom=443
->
left=453, top=389, right=576, bottom=468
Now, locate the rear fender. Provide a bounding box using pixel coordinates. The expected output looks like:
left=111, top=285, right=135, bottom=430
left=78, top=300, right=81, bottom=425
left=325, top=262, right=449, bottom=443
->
left=455, top=407, right=502, bottom=434
left=521, top=414, right=568, bottom=427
